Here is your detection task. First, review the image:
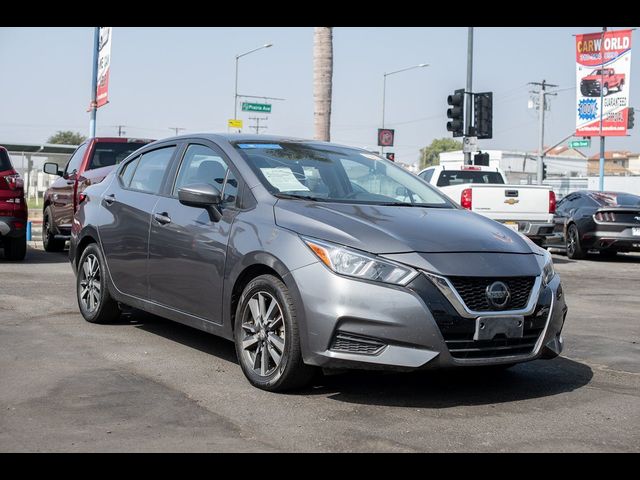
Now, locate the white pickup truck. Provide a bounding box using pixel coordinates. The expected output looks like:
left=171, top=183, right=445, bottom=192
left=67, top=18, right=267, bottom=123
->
left=418, top=164, right=556, bottom=244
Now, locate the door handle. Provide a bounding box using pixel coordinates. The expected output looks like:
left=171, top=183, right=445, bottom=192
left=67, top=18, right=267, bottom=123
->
left=103, top=194, right=116, bottom=206
left=153, top=212, right=172, bottom=225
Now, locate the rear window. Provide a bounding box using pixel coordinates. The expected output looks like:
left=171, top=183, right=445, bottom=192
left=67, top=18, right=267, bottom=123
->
left=436, top=170, right=504, bottom=187
left=0, top=148, right=13, bottom=171
left=589, top=192, right=640, bottom=207
left=89, top=142, right=150, bottom=170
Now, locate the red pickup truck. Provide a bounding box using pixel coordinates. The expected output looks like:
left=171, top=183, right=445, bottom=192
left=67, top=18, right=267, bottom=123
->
left=42, top=137, right=152, bottom=251
left=580, top=68, right=625, bottom=97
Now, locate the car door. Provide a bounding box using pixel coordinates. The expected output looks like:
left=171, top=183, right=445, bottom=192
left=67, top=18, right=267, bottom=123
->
left=98, top=144, right=177, bottom=299
left=49, top=142, right=88, bottom=231
left=147, top=142, right=241, bottom=323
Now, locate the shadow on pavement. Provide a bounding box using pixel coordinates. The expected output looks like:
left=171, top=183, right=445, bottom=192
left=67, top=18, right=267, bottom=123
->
left=0, top=246, right=70, bottom=264
left=124, top=310, right=238, bottom=364
left=302, top=357, right=593, bottom=408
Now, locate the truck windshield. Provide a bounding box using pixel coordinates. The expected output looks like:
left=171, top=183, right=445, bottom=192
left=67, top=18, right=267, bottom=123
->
left=436, top=170, right=505, bottom=187
left=89, top=142, right=150, bottom=170
left=234, top=142, right=453, bottom=208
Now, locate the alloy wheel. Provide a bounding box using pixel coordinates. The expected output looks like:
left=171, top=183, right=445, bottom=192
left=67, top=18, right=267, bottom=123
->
left=240, top=291, right=286, bottom=377
left=79, top=254, right=101, bottom=313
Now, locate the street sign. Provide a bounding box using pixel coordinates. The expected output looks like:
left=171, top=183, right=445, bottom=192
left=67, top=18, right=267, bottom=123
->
left=569, top=139, right=591, bottom=148
left=463, top=136, right=478, bottom=153
left=242, top=102, right=272, bottom=113
left=377, top=129, right=395, bottom=147
left=228, top=119, right=243, bottom=128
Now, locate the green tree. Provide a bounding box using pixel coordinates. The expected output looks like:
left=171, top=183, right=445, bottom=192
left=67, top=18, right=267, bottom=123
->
left=47, top=130, right=86, bottom=145
left=418, top=138, right=463, bottom=170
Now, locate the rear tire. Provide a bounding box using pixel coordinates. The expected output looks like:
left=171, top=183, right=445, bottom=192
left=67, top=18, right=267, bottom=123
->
left=234, top=274, right=316, bottom=392
left=43, top=206, right=65, bottom=252
left=77, top=243, right=120, bottom=324
left=566, top=224, right=585, bottom=259
left=3, top=235, right=26, bottom=261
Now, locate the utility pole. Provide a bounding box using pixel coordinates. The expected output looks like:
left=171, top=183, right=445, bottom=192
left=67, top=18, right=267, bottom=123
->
left=248, top=117, right=268, bottom=134
left=529, top=79, right=558, bottom=184
left=88, top=27, right=99, bottom=138
left=598, top=27, right=607, bottom=192
left=464, top=27, right=474, bottom=165
left=169, top=127, right=186, bottom=136
left=115, top=125, right=126, bottom=137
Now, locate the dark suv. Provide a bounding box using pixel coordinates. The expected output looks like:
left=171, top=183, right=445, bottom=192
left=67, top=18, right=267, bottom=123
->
left=0, top=146, right=27, bottom=260
left=42, top=137, right=152, bottom=251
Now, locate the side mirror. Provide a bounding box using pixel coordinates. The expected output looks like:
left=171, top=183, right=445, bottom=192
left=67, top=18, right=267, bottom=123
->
left=44, top=162, right=62, bottom=176
left=178, top=183, right=223, bottom=222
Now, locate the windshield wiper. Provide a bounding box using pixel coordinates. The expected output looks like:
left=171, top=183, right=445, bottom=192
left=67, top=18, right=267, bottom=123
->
left=274, top=193, right=321, bottom=201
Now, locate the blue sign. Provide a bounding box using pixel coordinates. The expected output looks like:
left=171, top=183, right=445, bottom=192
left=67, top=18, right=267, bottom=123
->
left=578, top=99, right=598, bottom=121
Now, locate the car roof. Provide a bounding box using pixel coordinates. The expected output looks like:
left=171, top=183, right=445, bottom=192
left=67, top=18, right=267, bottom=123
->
left=148, top=133, right=363, bottom=151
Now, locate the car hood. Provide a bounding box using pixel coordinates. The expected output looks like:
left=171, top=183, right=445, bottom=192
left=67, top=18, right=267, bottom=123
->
left=274, top=200, right=535, bottom=254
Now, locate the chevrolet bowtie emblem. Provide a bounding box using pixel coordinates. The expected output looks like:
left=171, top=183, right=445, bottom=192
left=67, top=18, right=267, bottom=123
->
left=504, top=198, right=519, bottom=205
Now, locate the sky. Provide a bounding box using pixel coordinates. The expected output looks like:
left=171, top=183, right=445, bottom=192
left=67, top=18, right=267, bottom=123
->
left=1, top=26, right=639, bottom=166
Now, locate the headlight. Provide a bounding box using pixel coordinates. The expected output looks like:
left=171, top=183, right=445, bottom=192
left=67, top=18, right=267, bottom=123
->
left=302, top=237, right=418, bottom=286
left=542, top=250, right=556, bottom=287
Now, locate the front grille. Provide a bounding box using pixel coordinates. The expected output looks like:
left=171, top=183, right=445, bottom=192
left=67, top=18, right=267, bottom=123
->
left=449, top=276, right=535, bottom=312
left=330, top=332, right=386, bottom=356
left=433, top=306, right=550, bottom=359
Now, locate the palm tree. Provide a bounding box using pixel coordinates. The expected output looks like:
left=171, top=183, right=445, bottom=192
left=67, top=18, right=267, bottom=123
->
left=313, top=27, right=333, bottom=142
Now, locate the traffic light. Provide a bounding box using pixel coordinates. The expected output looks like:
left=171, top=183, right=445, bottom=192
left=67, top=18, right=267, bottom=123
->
left=628, top=107, right=635, bottom=130
left=542, top=162, right=548, bottom=180
left=474, top=92, right=493, bottom=139
left=447, top=89, right=465, bottom=137
left=474, top=152, right=489, bottom=166
left=385, top=152, right=395, bottom=162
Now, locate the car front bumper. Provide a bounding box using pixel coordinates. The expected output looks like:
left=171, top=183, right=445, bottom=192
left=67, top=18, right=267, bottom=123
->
left=287, top=261, right=567, bottom=371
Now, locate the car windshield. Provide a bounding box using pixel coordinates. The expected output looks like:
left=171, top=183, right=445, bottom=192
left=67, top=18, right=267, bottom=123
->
left=589, top=192, right=640, bottom=207
left=436, top=170, right=504, bottom=187
left=234, top=142, right=453, bottom=207
left=88, top=142, right=150, bottom=170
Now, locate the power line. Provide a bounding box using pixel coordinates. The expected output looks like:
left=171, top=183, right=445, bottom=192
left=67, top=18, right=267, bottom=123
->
left=169, top=127, right=186, bottom=135
left=113, top=125, right=127, bottom=137
left=248, top=117, right=268, bottom=134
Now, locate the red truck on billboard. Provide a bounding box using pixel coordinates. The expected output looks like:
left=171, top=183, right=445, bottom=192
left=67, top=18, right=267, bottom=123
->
left=580, top=68, right=625, bottom=97
left=42, top=137, right=152, bottom=252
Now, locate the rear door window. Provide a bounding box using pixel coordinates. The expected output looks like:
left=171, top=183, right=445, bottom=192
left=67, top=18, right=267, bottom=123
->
left=119, top=156, right=140, bottom=187
left=129, top=147, right=176, bottom=194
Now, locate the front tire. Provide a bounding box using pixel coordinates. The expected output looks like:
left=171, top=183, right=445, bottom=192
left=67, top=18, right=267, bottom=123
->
left=602, top=84, right=609, bottom=96
left=77, top=243, right=120, bottom=324
left=234, top=274, right=316, bottom=392
left=43, top=206, right=65, bottom=252
left=566, top=224, right=586, bottom=259
left=3, top=235, right=26, bottom=260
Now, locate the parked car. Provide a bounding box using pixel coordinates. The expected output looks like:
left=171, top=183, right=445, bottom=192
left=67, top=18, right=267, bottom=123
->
left=545, top=190, right=640, bottom=259
left=42, top=137, right=153, bottom=252
left=0, top=146, right=27, bottom=260
left=70, top=135, right=568, bottom=392
left=418, top=164, right=556, bottom=245
left=580, top=68, right=625, bottom=97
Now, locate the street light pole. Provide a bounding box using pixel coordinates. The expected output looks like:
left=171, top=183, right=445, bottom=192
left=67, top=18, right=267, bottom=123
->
left=381, top=63, right=429, bottom=154
left=234, top=43, right=273, bottom=128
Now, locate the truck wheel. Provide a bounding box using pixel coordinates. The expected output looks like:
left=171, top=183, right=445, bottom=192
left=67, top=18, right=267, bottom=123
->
left=43, top=206, right=65, bottom=252
left=566, top=224, right=585, bottom=260
left=602, top=84, right=609, bottom=96
left=618, top=80, right=624, bottom=92
left=3, top=235, right=26, bottom=261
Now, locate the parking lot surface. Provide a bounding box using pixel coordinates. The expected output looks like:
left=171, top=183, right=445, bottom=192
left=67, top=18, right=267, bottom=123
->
left=1, top=247, right=639, bottom=452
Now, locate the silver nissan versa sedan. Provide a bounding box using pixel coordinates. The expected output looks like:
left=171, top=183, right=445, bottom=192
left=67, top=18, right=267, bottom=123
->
left=70, top=134, right=568, bottom=392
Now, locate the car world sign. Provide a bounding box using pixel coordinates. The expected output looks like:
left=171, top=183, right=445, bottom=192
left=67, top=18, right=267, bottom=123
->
left=96, top=27, right=112, bottom=108
left=576, top=29, right=632, bottom=137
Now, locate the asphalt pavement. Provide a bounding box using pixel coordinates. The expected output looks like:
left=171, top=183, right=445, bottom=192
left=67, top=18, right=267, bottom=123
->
left=1, top=246, right=638, bottom=452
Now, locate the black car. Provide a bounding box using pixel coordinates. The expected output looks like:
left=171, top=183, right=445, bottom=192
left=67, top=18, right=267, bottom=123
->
left=546, top=190, right=640, bottom=259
